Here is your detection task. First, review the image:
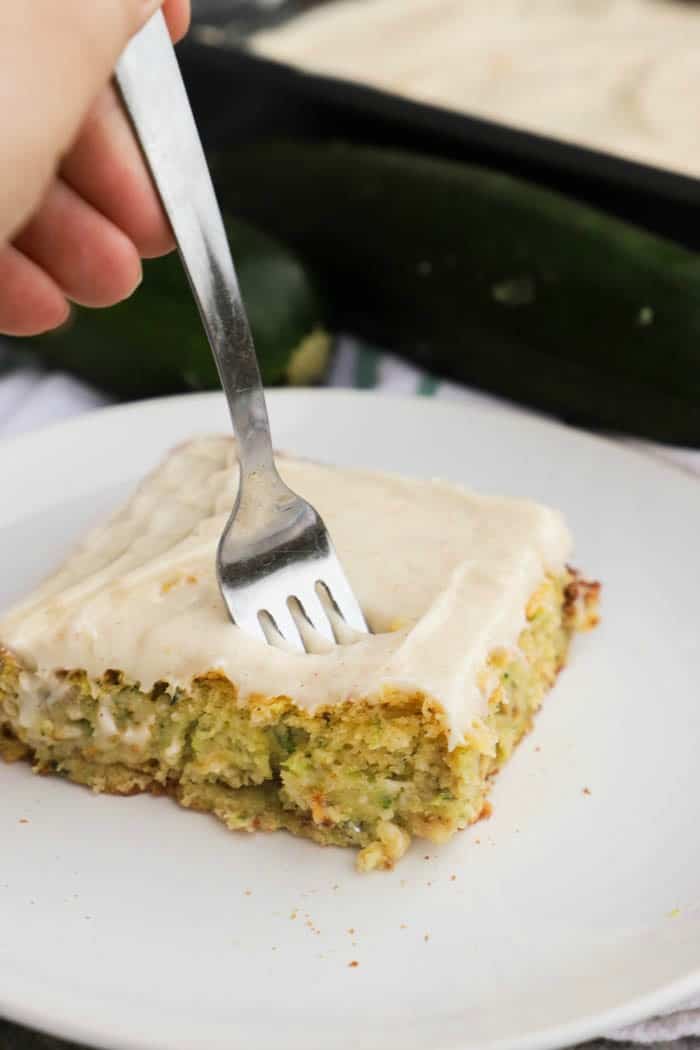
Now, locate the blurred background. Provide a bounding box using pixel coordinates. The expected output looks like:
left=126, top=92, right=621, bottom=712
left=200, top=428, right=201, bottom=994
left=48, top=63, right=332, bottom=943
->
left=190, top=0, right=328, bottom=36
left=1, top=0, right=699, bottom=457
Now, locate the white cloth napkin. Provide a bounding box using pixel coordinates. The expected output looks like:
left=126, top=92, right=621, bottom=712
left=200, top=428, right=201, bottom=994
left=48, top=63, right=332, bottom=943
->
left=0, top=366, right=107, bottom=438
left=0, top=341, right=698, bottom=1046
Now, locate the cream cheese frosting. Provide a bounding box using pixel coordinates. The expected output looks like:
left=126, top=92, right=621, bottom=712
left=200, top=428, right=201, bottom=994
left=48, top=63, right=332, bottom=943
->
left=251, top=0, right=700, bottom=179
left=0, top=437, right=572, bottom=747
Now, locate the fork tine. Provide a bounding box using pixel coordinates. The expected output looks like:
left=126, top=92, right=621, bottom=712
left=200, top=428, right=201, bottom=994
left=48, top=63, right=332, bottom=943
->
left=292, top=587, right=336, bottom=645
left=262, top=601, right=306, bottom=652
left=217, top=476, right=368, bottom=649
left=229, top=605, right=271, bottom=647
left=318, top=565, right=368, bottom=635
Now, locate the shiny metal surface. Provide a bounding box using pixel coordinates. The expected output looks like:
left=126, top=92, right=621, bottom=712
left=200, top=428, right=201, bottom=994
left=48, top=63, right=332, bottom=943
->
left=115, top=12, right=367, bottom=650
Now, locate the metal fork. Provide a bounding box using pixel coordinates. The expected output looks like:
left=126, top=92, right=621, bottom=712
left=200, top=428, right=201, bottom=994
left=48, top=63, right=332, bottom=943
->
left=115, top=11, right=367, bottom=651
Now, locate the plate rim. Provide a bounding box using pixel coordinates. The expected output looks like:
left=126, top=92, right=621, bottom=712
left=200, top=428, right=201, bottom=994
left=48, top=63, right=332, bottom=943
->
left=2, top=966, right=700, bottom=1050
left=0, top=386, right=697, bottom=491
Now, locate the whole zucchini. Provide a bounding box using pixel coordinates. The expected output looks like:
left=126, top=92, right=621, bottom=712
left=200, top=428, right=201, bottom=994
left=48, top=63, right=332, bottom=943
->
left=22, top=215, right=330, bottom=399
left=214, top=140, right=700, bottom=445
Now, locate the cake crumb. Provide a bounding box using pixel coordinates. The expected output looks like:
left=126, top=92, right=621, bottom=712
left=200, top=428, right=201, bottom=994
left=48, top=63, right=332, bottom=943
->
left=450, top=874, right=456, bottom=881
left=348, top=960, right=359, bottom=968
left=18, top=818, right=29, bottom=824
left=243, top=889, right=252, bottom=896
left=582, top=787, right=591, bottom=796
left=347, top=928, right=355, bottom=934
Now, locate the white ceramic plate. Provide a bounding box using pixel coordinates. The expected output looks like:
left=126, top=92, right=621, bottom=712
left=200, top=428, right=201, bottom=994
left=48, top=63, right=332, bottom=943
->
left=1, top=390, right=699, bottom=1050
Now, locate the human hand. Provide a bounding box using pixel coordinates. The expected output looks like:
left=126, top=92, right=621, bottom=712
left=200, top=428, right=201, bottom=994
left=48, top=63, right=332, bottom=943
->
left=0, top=0, right=191, bottom=336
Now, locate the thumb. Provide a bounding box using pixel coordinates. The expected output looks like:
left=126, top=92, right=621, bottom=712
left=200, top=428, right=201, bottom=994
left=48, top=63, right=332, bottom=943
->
left=0, top=0, right=165, bottom=243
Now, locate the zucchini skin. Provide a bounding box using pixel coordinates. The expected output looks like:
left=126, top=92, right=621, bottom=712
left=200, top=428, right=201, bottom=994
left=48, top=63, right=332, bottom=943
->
left=20, top=217, right=329, bottom=399
left=215, top=141, right=700, bottom=445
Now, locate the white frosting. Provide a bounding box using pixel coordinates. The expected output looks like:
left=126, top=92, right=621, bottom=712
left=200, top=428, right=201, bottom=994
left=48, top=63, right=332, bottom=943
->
left=251, top=0, right=700, bottom=178
left=0, top=438, right=572, bottom=747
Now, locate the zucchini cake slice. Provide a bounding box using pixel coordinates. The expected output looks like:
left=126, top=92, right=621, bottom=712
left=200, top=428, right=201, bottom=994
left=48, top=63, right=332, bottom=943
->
left=0, top=438, right=599, bottom=870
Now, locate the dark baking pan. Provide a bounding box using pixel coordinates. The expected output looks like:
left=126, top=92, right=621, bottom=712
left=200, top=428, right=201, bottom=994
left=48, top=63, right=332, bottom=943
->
left=178, top=36, right=700, bottom=250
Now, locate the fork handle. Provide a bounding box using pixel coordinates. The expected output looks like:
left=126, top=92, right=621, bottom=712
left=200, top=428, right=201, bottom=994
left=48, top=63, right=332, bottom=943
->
left=115, top=11, right=276, bottom=479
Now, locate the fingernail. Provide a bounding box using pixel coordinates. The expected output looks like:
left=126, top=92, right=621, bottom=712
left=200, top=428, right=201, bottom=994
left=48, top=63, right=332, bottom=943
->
left=125, top=260, right=143, bottom=298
